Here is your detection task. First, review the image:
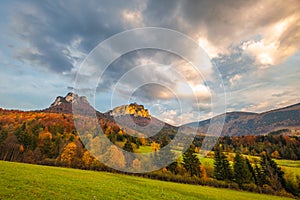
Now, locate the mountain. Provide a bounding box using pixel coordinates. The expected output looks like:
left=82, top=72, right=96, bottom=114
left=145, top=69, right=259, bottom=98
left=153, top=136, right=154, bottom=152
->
left=42, top=92, right=110, bottom=120
left=183, top=103, right=300, bottom=136
left=105, top=103, right=151, bottom=119
left=104, top=103, right=177, bottom=138
left=43, top=92, right=92, bottom=114
left=25, top=92, right=300, bottom=136
left=42, top=93, right=177, bottom=138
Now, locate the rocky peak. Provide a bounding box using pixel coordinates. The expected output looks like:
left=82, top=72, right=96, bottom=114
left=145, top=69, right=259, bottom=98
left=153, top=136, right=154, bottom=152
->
left=106, top=102, right=151, bottom=118
left=50, top=92, right=88, bottom=107
left=51, top=96, right=67, bottom=107
left=65, top=92, right=78, bottom=103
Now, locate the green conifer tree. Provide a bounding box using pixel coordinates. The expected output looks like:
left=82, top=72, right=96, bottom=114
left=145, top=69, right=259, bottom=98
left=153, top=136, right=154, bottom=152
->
left=233, top=152, right=253, bottom=187
left=214, top=146, right=233, bottom=181
left=260, top=154, right=286, bottom=190
left=183, top=145, right=201, bottom=177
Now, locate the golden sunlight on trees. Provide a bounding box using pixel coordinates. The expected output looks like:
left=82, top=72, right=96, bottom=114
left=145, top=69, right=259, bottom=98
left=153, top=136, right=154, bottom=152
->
left=60, top=142, right=77, bottom=166
left=151, top=142, right=160, bottom=152
left=82, top=151, right=95, bottom=167
left=140, top=137, right=147, bottom=146
left=39, top=131, right=53, bottom=140
left=103, top=145, right=126, bottom=169
left=271, top=150, right=280, bottom=159
left=200, top=165, right=207, bottom=181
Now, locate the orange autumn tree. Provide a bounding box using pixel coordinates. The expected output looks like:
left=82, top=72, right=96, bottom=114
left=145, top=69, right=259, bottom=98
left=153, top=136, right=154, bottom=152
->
left=59, top=142, right=77, bottom=166
left=103, top=145, right=126, bottom=169
left=151, top=142, right=160, bottom=152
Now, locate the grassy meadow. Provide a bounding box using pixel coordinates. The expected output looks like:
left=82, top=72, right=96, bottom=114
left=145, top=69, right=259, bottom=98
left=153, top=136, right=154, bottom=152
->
left=0, top=161, right=292, bottom=200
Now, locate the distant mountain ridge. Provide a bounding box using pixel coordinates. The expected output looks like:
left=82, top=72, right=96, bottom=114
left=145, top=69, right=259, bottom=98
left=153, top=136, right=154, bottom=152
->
left=184, top=102, right=300, bottom=136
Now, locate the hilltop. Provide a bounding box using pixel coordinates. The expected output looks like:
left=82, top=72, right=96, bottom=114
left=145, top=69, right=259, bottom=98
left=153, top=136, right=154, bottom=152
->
left=184, top=103, right=300, bottom=136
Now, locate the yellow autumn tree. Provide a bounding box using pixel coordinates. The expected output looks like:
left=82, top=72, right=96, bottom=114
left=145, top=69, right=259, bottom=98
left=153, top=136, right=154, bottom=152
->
left=39, top=131, right=52, bottom=140
left=103, top=145, right=126, bottom=169
left=82, top=150, right=95, bottom=167
left=118, top=129, right=124, bottom=135
left=271, top=150, right=280, bottom=159
left=200, top=165, right=207, bottom=181
left=140, top=137, right=146, bottom=146
left=60, top=142, right=77, bottom=166
left=151, top=142, right=160, bottom=152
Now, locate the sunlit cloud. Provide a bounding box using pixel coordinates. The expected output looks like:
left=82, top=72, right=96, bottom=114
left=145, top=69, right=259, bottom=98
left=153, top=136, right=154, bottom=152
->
left=198, top=37, right=224, bottom=59
left=122, top=9, right=144, bottom=27
left=229, top=74, right=242, bottom=87
left=241, top=15, right=300, bottom=66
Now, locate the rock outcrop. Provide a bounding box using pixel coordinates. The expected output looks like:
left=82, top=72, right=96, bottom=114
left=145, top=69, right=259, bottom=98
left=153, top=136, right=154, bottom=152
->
left=106, top=103, right=151, bottom=119
left=51, top=92, right=88, bottom=107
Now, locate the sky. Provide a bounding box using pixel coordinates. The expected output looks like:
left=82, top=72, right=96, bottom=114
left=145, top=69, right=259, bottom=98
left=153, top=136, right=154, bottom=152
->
left=0, top=0, right=299, bottom=126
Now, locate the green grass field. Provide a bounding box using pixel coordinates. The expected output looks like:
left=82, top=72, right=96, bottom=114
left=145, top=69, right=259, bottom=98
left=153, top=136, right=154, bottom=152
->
left=275, top=159, right=300, bottom=168
left=136, top=146, right=300, bottom=180
left=199, top=153, right=300, bottom=178
left=0, top=161, right=291, bottom=200
left=135, top=145, right=152, bottom=153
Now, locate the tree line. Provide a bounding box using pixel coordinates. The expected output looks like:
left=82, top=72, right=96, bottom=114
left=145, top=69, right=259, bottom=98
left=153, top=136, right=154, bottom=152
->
left=193, top=132, right=300, bottom=160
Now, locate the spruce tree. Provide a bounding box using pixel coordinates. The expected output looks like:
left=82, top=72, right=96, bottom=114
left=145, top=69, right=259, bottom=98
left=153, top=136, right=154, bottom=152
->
left=214, top=146, right=233, bottom=181
left=183, top=145, right=201, bottom=177
left=233, top=152, right=253, bottom=187
left=260, top=154, right=286, bottom=190
left=221, top=152, right=233, bottom=180
left=245, top=158, right=255, bottom=183
left=254, top=163, right=266, bottom=187
left=214, top=146, right=223, bottom=180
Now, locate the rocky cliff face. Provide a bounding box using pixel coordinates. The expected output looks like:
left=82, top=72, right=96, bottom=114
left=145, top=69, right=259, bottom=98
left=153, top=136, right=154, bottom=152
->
left=51, top=92, right=88, bottom=107
left=44, top=92, right=94, bottom=115
left=106, top=103, right=151, bottom=118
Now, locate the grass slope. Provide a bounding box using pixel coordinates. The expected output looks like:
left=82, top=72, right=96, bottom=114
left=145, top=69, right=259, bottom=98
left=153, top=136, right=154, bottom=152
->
left=0, top=161, right=291, bottom=200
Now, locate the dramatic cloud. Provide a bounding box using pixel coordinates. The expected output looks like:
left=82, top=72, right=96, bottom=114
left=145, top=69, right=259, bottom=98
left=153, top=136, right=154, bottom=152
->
left=241, top=14, right=300, bottom=66
left=11, top=0, right=300, bottom=73
left=0, top=0, right=299, bottom=124
left=10, top=0, right=143, bottom=73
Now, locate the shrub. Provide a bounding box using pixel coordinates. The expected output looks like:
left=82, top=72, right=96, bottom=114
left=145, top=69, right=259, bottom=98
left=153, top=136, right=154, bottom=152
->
left=38, top=158, right=56, bottom=166
left=242, top=183, right=259, bottom=192
left=262, top=184, right=275, bottom=195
